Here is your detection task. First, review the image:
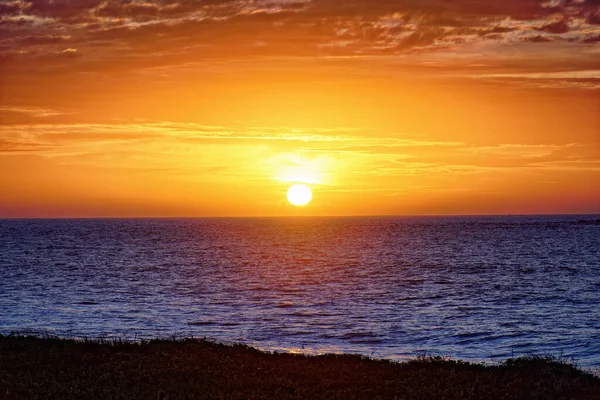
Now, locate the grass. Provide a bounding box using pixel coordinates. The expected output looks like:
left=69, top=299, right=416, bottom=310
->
left=1, top=335, right=599, bottom=399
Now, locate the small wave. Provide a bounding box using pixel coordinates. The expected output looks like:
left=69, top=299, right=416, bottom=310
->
left=507, top=342, right=536, bottom=349
left=485, top=332, right=528, bottom=342
left=559, top=265, right=578, bottom=274
left=454, top=331, right=492, bottom=339
left=278, top=288, right=303, bottom=294
left=284, top=312, right=310, bottom=317
left=340, top=332, right=378, bottom=340
left=319, top=333, right=337, bottom=339
left=275, top=303, right=295, bottom=309
left=312, top=311, right=340, bottom=317
left=249, top=287, right=270, bottom=292
left=394, top=296, right=421, bottom=302
left=188, top=321, right=216, bottom=326
left=284, top=311, right=339, bottom=318
left=348, top=338, right=385, bottom=345
left=282, top=330, right=319, bottom=336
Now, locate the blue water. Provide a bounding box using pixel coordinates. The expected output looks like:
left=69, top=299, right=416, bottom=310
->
left=1, top=216, right=599, bottom=368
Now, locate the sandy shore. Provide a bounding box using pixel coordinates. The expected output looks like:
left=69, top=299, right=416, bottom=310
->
left=1, top=335, right=599, bottom=399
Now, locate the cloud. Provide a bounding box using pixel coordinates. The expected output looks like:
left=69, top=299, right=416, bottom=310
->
left=521, top=34, right=555, bottom=43
left=1, top=122, right=596, bottom=168
left=0, top=0, right=598, bottom=95
left=60, top=47, right=78, bottom=54
left=587, top=11, right=600, bottom=25
left=12, top=34, right=72, bottom=46
left=392, top=28, right=446, bottom=51
left=0, top=1, right=26, bottom=16
left=95, top=0, right=160, bottom=19
left=0, top=138, right=50, bottom=153
left=0, top=121, right=463, bottom=160
left=464, top=143, right=572, bottom=157
left=0, top=105, right=72, bottom=119
left=531, top=160, right=600, bottom=171
left=582, top=34, right=600, bottom=43
left=24, top=0, right=102, bottom=21
left=537, top=18, right=571, bottom=33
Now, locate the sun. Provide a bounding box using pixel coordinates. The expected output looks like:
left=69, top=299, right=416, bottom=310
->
left=286, top=184, right=312, bottom=207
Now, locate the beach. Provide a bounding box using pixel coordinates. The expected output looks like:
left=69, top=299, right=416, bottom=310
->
left=2, top=335, right=599, bottom=399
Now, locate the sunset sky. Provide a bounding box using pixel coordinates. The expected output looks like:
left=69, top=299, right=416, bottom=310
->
left=1, top=0, right=599, bottom=217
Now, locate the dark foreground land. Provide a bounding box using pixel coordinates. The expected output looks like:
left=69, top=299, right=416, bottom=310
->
left=1, top=336, right=599, bottom=400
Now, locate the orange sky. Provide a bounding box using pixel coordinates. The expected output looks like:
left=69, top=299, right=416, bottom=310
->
left=0, top=0, right=599, bottom=217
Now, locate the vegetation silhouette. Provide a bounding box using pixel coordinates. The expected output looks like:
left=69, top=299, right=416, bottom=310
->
left=1, top=335, right=599, bottom=399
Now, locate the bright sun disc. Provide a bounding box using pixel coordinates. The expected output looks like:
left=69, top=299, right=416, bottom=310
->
left=287, top=184, right=312, bottom=206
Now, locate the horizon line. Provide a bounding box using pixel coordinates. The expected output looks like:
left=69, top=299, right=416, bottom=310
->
left=1, top=213, right=599, bottom=220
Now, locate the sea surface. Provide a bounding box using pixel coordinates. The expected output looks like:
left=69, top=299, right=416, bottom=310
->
left=1, top=216, right=599, bottom=369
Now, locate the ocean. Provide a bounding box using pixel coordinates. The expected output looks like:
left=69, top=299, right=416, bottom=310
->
left=1, top=215, right=599, bottom=369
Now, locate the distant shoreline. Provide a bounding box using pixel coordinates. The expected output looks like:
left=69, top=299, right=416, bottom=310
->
left=2, top=335, right=599, bottom=399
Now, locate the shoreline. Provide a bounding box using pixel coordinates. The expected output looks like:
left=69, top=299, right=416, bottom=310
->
left=5, top=330, right=600, bottom=374
left=2, top=335, right=599, bottom=399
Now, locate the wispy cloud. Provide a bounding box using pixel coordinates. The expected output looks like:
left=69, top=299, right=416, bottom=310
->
left=1, top=122, right=596, bottom=177
left=0, top=105, right=73, bottom=118
left=0, top=122, right=463, bottom=155
left=1, top=0, right=599, bottom=85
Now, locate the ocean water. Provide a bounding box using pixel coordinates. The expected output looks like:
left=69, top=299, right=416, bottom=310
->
left=1, top=216, right=599, bottom=368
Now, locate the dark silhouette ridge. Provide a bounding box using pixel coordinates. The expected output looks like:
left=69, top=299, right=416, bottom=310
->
left=1, top=335, right=599, bottom=399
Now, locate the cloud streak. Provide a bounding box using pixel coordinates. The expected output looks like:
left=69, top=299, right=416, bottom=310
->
left=1, top=122, right=596, bottom=174
left=1, top=0, right=598, bottom=78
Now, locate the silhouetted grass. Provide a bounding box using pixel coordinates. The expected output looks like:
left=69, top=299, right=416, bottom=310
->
left=1, top=334, right=599, bottom=399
